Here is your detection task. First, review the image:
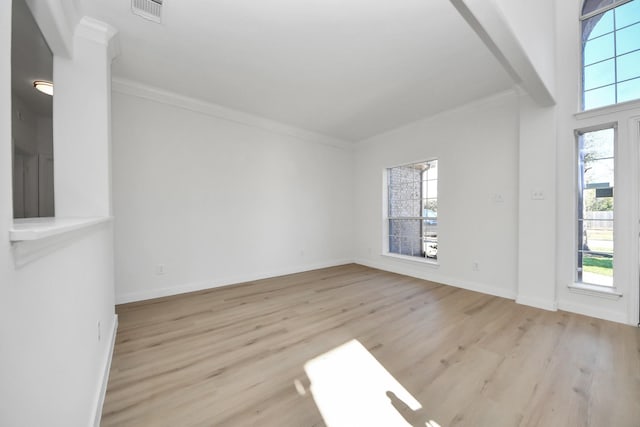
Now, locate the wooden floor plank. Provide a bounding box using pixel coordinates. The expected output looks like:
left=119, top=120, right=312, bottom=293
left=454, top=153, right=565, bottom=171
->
left=101, top=264, right=640, bottom=426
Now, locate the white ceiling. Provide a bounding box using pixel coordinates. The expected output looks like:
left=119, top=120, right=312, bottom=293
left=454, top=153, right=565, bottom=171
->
left=80, top=0, right=514, bottom=141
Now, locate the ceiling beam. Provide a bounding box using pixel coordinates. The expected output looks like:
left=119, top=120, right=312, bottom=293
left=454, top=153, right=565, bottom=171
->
left=450, top=0, right=555, bottom=107
left=25, top=0, right=80, bottom=59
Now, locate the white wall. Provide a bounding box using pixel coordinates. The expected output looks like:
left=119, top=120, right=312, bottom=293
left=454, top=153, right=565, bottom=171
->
left=516, top=94, right=557, bottom=311
left=353, top=91, right=519, bottom=299
left=111, top=89, right=354, bottom=303
left=0, top=3, right=117, bottom=427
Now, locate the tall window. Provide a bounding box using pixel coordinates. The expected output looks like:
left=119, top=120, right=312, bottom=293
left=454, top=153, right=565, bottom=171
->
left=581, top=0, right=640, bottom=110
left=387, top=160, right=438, bottom=260
left=576, top=127, right=615, bottom=287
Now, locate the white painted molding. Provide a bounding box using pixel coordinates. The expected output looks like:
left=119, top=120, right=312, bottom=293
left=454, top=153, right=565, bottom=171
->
left=11, top=218, right=113, bottom=268
left=111, top=77, right=354, bottom=151
left=515, top=295, right=558, bottom=312
left=355, top=258, right=631, bottom=325
left=92, top=314, right=118, bottom=427
left=354, top=258, right=517, bottom=301
left=9, top=217, right=112, bottom=242
left=75, top=17, right=120, bottom=60
left=567, top=283, right=623, bottom=300
left=116, top=259, right=354, bottom=304
left=557, top=300, right=629, bottom=325
left=574, top=98, right=640, bottom=121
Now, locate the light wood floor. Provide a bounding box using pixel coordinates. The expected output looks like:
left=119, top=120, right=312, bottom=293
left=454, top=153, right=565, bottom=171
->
left=101, top=264, right=640, bottom=426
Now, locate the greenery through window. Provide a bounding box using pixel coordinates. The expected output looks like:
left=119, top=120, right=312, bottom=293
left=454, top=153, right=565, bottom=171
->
left=581, top=0, right=640, bottom=109
left=576, top=127, right=614, bottom=287
left=387, top=160, right=438, bottom=260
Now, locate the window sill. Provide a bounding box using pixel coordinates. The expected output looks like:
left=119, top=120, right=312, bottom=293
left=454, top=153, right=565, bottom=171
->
left=10, top=217, right=112, bottom=242
left=567, top=282, right=622, bottom=300
left=382, top=252, right=440, bottom=267
left=575, top=98, right=640, bottom=121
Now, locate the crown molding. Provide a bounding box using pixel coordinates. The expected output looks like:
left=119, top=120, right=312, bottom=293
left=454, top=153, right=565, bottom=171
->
left=111, top=77, right=353, bottom=150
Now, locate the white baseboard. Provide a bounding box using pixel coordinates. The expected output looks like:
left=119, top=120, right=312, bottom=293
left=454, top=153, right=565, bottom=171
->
left=354, top=258, right=517, bottom=301
left=116, top=259, right=354, bottom=304
left=92, top=314, right=118, bottom=427
left=516, top=295, right=558, bottom=312
left=356, top=258, right=633, bottom=324
left=557, top=300, right=629, bottom=324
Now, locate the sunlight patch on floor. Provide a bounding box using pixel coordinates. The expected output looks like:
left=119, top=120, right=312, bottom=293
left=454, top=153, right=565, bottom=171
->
left=303, top=339, right=440, bottom=427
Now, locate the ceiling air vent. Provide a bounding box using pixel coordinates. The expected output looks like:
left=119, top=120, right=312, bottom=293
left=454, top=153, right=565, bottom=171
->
left=132, top=0, right=163, bottom=23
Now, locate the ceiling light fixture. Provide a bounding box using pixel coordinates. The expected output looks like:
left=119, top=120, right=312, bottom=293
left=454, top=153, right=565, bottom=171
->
left=33, top=80, right=53, bottom=96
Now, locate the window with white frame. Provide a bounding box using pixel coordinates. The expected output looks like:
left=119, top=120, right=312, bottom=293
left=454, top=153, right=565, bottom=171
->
left=576, top=126, right=615, bottom=287
left=581, top=0, right=640, bottom=110
left=386, top=160, right=438, bottom=260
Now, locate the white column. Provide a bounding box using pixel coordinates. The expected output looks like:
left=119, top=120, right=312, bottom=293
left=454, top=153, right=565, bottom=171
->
left=53, top=17, right=119, bottom=217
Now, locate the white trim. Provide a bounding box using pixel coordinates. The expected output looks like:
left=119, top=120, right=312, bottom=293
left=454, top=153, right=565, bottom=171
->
left=75, top=17, right=120, bottom=60
left=572, top=124, right=620, bottom=300
left=516, top=295, right=559, bottom=312
left=111, top=78, right=353, bottom=151
left=568, top=282, right=623, bottom=299
left=9, top=217, right=112, bottom=242
left=576, top=99, right=640, bottom=121
left=116, top=259, right=354, bottom=304
left=382, top=159, right=439, bottom=261
left=632, top=116, right=640, bottom=325
left=355, top=258, right=632, bottom=323
left=75, top=17, right=117, bottom=46
left=558, top=300, right=629, bottom=324
left=91, top=314, right=118, bottom=427
left=354, top=258, right=517, bottom=301
left=381, top=252, right=440, bottom=267
left=580, top=0, right=634, bottom=20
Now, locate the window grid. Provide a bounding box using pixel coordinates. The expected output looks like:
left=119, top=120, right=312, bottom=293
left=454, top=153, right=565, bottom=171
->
left=576, top=128, right=615, bottom=288
left=582, top=0, right=640, bottom=109
left=387, top=160, right=438, bottom=260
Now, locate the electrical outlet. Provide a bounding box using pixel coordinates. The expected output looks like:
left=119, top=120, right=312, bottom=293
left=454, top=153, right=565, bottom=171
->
left=472, top=262, right=479, bottom=271
left=531, top=190, right=545, bottom=200
left=97, top=320, right=101, bottom=342
left=155, top=264, right=165, bottom=275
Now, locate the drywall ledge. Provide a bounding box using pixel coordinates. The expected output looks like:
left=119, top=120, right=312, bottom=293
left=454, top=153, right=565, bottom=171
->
left=9, top=217, right=112, bottom=241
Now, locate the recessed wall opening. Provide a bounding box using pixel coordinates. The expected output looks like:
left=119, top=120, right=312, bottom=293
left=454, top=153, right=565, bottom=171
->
left=11, top=0, right=54, bottom=218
